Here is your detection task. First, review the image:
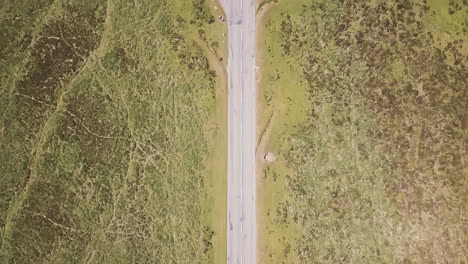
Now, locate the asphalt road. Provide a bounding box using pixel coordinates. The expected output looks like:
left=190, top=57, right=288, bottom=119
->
left=219, top=0, right=256, bottom=263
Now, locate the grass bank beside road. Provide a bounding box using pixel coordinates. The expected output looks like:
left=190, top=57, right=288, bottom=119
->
left=0, top=0, right=226, bottom=263
left=258, top=0, right=467, bottom=263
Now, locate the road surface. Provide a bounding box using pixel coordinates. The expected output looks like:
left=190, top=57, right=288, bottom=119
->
left=219, top=0, right=256, bottom=263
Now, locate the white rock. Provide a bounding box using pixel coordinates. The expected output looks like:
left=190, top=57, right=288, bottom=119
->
left=264, top=152, right=277, bottom=163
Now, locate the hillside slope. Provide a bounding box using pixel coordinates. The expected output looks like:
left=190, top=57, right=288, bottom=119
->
left=258, top=0, right=467, bottom=263
left=0, top=0, right=226, bottom=262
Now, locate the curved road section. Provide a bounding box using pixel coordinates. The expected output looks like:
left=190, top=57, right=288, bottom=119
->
left=219, top=0, right=256, bottom=263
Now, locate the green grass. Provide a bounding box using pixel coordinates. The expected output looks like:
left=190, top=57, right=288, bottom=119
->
left=259, top=0, right=467, bottom=263
left=0, top=0, right=226, bottom=263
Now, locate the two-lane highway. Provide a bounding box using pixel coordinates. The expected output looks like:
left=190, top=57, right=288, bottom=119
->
left=219, top=0, right=256, bottom=263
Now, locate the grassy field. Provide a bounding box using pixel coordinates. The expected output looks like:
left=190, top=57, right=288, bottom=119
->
left=258, top=0, right=467, bottom=263
left=0, top=0, right=226, bottom=263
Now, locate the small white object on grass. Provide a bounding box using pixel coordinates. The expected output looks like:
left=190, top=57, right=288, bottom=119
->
left=264, top=152, right=277, bottom=163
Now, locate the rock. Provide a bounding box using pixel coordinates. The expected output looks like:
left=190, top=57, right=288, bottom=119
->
left=264, top=152, right=277, bottom=163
